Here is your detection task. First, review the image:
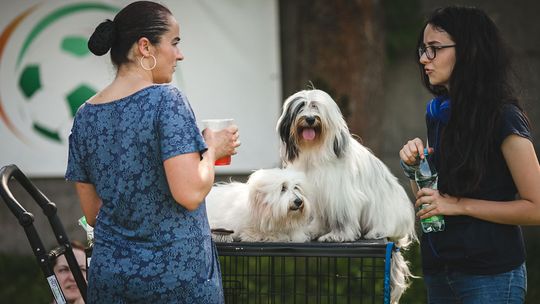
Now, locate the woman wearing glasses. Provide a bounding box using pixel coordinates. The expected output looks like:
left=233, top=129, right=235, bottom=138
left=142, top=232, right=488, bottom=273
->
left=399, top=6, right=540, bottom=303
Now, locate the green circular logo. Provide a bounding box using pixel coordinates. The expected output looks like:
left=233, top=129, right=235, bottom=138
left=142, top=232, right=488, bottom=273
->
left=0, top=2, right=119, bottom=144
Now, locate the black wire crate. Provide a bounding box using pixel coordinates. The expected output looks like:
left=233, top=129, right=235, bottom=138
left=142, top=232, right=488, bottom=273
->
left=216, top=239, right=393, bottom=304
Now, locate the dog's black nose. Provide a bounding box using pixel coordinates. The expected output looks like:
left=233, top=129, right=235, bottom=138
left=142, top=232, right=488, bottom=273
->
left=305, top=116, right=315, bottom=125
left=294, top=198, right=303, bottom=208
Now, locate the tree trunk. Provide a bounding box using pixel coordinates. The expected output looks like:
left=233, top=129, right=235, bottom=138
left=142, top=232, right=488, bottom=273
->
left=280, top=0, right=385, bottom=152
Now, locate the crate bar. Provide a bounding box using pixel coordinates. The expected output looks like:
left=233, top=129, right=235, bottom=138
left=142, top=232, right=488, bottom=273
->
left=216, top=240, right=388, bottom=258
left=217, top=240, right=391, bottom=304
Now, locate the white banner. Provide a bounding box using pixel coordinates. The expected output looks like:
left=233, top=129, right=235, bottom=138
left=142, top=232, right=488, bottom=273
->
left=0, top=0, right=282, bottom=176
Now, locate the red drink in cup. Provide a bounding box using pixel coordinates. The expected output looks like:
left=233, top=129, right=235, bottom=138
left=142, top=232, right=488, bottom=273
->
left=200, top=119, right=235, bottom=166
left=214, top=155, right=231, bottom=166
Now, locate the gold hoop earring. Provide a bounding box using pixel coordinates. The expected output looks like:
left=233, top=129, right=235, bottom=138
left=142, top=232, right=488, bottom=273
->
left=139, top=55, right=157, bottom=71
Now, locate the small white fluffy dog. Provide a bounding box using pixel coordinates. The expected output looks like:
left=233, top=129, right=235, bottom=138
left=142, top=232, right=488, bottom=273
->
left=277, top=89, right=416, bottom=303
left=206, top=168, right=311, bottom=242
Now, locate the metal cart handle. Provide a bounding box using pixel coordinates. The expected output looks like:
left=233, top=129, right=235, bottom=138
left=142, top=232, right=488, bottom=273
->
left=0, top=164, right=87, bottom=303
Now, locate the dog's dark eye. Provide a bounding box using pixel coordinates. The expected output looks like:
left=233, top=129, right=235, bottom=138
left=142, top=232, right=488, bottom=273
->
left=281, top=184, right=287, bottom=192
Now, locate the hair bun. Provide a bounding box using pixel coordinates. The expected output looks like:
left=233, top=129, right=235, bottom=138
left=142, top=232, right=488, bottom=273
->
left=88, top=19, right=116, bottom=56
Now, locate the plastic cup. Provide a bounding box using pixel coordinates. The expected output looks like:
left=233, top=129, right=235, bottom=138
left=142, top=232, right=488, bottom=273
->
left=200, top=119, right=235, bottom=166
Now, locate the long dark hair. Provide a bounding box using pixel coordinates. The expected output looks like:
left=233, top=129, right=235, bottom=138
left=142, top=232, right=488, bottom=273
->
left=88, top=1, right=172, bottom=68
left=417, top=6, right=521, bottom=196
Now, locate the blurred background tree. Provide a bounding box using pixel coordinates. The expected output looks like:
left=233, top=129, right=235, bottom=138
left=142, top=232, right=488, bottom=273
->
left=1, top=0, right=539, bottom=302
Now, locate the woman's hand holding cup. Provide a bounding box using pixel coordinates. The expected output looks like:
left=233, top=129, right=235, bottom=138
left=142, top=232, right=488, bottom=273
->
left=201, top=119, right=240, bottom=165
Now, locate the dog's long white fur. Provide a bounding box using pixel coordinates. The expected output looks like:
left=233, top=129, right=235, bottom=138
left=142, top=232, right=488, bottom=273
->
left=206, top=168, right=312, bottom=242
left=277, top=89, right=417, bottom=303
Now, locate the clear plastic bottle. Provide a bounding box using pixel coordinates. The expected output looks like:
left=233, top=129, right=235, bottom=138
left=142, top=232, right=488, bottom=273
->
left=415, top=148, right=445, bottom=233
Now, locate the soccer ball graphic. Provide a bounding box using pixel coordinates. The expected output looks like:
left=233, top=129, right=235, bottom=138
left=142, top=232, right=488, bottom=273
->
left=2, top=3, right=118, bottom=145
left=19, top=36, right=102, bottom=143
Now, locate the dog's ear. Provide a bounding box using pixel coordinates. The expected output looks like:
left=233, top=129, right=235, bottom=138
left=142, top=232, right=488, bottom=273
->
left=278, top=97, right=305, bottom=162
left=248, top=178, right=264, bottom=208
left=283, top=137, right=298, bottom=163
left=333, top=129, right=350, bottom=158
left=278, top=117, right=297, bottom=162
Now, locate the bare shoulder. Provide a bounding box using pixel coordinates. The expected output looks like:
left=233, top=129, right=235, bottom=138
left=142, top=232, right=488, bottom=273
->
left=501, top=134, right=537, bottom=166
left=502, top=134, right=532, bottom=150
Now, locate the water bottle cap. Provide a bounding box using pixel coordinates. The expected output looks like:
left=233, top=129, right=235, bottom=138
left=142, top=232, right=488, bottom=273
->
left=424, top=148, right=429, bottom=155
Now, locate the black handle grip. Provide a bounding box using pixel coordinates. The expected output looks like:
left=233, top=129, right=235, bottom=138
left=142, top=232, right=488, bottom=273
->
left=0, top=164, right=87, bottom=302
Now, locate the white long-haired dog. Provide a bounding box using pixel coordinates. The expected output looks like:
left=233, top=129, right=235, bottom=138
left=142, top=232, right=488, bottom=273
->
left=277, top=89, right=416, bottom=303
left=205, top=168, right=312, bottom=242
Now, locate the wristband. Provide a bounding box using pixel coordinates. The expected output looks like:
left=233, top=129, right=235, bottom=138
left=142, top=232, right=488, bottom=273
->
left=400, top=159, right=418, bottom=180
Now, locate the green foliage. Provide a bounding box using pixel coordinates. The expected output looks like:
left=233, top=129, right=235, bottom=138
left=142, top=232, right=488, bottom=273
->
left=524, top=235, right=540, bottom=303
left=400, top=242, right=426, bottom=303
left=0, top=253, right=51, bottom=304
left=1, top=239, right=537, bottom=303
left=382, top=0, right=424, bottom=64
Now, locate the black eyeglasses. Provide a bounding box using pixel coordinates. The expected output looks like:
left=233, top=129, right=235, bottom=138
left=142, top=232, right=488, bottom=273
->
left=418, top=44, right=456, bottom=60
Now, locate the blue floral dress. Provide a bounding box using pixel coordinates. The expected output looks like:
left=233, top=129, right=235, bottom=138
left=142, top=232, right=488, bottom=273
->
left=66, top=85, right=224, bottom=303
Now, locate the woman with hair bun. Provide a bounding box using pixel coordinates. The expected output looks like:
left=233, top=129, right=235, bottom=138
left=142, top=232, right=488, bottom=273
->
left=66, top=1, right=239, bottom=302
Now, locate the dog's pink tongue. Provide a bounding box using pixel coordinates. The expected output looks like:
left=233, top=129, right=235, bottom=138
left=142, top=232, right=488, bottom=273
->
left=302, top=128, right=316, bottom=141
